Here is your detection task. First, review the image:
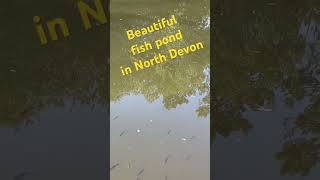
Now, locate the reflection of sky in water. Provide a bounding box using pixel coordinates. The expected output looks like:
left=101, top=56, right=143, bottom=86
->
left=111, top=95, right=209, bottom=180
left=110, top=0, right=210, bottom=179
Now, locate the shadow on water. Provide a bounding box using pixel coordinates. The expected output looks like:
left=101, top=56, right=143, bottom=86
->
left=213, top=0, right=320, bottom=179
left=0, top=0, right=109, bottom=179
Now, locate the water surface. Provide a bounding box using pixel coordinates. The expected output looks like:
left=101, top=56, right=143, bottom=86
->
left=213, top=1, right=320, bottom=179
left=110, top=0, right=210, bottom=179
left=0, top=0, right=109, bottom=179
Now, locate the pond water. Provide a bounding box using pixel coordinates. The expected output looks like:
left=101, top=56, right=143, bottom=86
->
left=213, top=1, right=320, bottom=179
left=110, top=0, right=210, bottom=179
left=0, top=0, right=109, bottom=179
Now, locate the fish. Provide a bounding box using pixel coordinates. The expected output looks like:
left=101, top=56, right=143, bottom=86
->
left=13, top=172, right=32, bottom=180
left=164, top=154, right=171, bottom=164
left=181, top=136, right=196, bottom=142
left=120, top=130, right=127, bottom=136
left=181, top=138, right=187, bottom=141
left=137, top=169, right=144, bottom=176
left=110, top=163, right=119, bottom=171
left=112, top=115, right=119, bottom=120
left=167, top=130, right=171, bottom=135
left=165, top=175, right=168, bottom=180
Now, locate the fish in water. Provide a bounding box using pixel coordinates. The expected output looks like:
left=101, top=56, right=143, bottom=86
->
left=181, top=136, right=196, bottom=141
left=164, top=154, right=171, bottom=164
left=120, top=130, right=127, bottom=136
left=112, top=115, right=119, bottom=120
left=128, top=160, right=135, bottom=168
left=13, top=172, right=32, bottom=180
left=165, top=175, right=168, bottom=180
left=137, top=169, right=144, bottom=176
left=167, top=130, right=171, bottom=135
left=110, top=163, right=119, bottom=171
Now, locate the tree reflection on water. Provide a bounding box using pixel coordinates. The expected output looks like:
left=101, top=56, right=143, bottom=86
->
left=1, top=1, right=210, bottom=129
left=214, top=0, right=320, bottom=177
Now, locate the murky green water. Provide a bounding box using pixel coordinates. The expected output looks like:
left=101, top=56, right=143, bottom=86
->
left=110, top=0, right=210, bottom=179
left=214, top=1, right=320, bottom=179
